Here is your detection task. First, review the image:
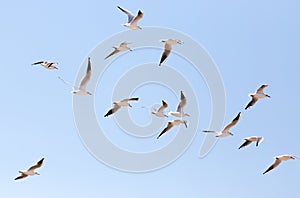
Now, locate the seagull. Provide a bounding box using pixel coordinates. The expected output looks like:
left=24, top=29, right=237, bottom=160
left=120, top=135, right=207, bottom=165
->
left=117, top=6, right=143, bottom=30
left=152, top=100, right=168, bottom=118
left=58, top=57, right=92, bottom=95
left=203, top=112, right=241, bottom=137
left=14, top=158, right=44, bottom=180
left=168, top=91, right=190, bottom=117
left=245, top=84, right=270, bottom=110
left=157, top=120, right=188, bottom=139
left=263, top=155, right=300, bottom=174
left=238, top=136, right=264, bottom=149
left=32, top=61, right=58, bottom=70
left=104, top=97, right=139, bottom=117
left=105, top=41, right=132, bottom=60
left=159, top=39, right=183, bottom=66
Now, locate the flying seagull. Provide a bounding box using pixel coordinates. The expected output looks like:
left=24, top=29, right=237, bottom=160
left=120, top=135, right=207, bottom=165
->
left=152, top=100, right=168, bottom=118
left=263, top=155, right=299, bottom=174
left=117, top=6, right=143, bottom=30
left=105, top=41, right=132, bottom=60
left=32, top=61, right=58, bottom=70
left=15, top=158, right=44, bottom=180
left=168, top=91, right=190, bottom=117
left=58, top=57, right=92, bottom=95
left=159, top=39, right=183, bottom=66
left=245, top=84, right=270, bottom=110
left=104, top=97, right=139, bottom=117
left=203, top=112, right=241, bottom=137
left=157, top=119, right=188, bottom=139
left=238, top=136, right=264, bottom=149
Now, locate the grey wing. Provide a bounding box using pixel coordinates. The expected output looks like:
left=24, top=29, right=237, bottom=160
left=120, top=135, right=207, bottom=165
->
left=121, top=97, right=139, bottom=102
left=28, top=158, right=44, bottom=171
left=32, top=61, right=44, bottom=65
left=104, top=104, right=121, bottom=117
left=238, top=140, right=252, bottom=149
left=157, top=122, right=173, bottom=139
left=58, top=76, right=76, bottom=89
left=245, top=97, right=258, bottom=110
left=120, top=41, right=131, bottom=47
left=256, top=84, right=268, bottom=94
left=14, top=173, right=28, bottom=180
left=223, top=112, right=241, bottom=131
left=159, top=49, right=171, bottom=66
left=79, top=57, right=92, bottom=90
left=130, top=10, right=143, bottom=26
left=202, top=130, right=216, bottom=133
left=105, top=49, right=119, bottom=59
left=263, top=158, right=281, bottom=174
left=157, top=100, right=168, bottom=113
left=117, top=6, right=135, bottom=23
left=176, top=91, right=187, bottom=113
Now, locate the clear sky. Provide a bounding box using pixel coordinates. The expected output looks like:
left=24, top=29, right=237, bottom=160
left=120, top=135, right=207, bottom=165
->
left=1, top=0, right=300, bottom=197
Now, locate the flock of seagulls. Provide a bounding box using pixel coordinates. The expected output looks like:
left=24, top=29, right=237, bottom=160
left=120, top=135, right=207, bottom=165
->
left=17, top=5, right=297, bottom=181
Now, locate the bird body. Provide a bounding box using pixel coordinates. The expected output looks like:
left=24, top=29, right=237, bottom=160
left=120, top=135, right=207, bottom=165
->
left=32, top=61, right=58, bottom=70
left=157, top=119, right=188, bottom=139
left=152, top=100, right=168, bottom=118
left=238, top=136, right=264, bottom=149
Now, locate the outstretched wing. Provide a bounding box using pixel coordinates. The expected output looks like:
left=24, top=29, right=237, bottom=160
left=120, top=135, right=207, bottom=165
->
left=104, top=104, right=121, bottom=117
left=117, top=6, right=135, bottom=23
left=14, top=173, right=28, bottom=180
left=105, top=49, right=119, bottom=60
left=157, top=122, right=173, bottom=139
left=256, top=84, right=268, bottom=94
left=32, top=61, right=44, bottom=65
left=157, top=100, right=168, bottom=113
left=121, top=97, right=139, bottom=102
left=238, top=140, right=252, bottom=149
left=28, top=158, right=44, bottom=171
left=263, top=158, right=281, bottom=174
left=223, top=112, right=241, bottom=131
left=130, top=10, right=143, bottom=26
left=58, top=76, right=76, bottom=89
left=79, top=57, right=92, bottom=90
left=176, top=91, right=187, bottom=113
left=245, top=97, right=258, bottom=110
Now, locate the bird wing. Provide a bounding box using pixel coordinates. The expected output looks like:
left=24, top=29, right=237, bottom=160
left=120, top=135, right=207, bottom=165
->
left=58, top=76, right=76, bottom=89
left=223, top=112, right=241, bottom=131
left=79, top=57, right=92, bottom=90
left=256, top=84, right=268, bottom=94
left=202, top=130, right=216, bottom=133
left=176, top=91, right=187, bottom=113
left=14, top=173, right=28, bottom=180
left=104, top=49, right=120, bottom=60
left=117, top=6, right=135, bottom=23
left=263, top=158, right=281, bottom=174
left=157, top=100, right=168, bottom=113
left=28, top=158, right=44, bottom=171
left=238, top=139, right=252, bottom=149
left=256, top=137, right=264, bottom=146
left=32, top=61, right=44, bottom=65
left=104, top=104, right=121, bottom=117
left=245, top=97, right=258, bottom=110
left=130, top=10, right=143, bottom=26
left=157, top=122, right=173, bottom=139
left=121, top=97, right=139, bottom=102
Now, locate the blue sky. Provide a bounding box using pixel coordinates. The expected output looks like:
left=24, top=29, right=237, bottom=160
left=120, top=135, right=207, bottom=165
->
left=1, top=0, right=300, bottom=197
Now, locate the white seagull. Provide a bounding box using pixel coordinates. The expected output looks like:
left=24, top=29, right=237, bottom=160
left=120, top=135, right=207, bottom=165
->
left=104, top=97, right=139, bottom=117
left=263, top=155, right=299, bottom=174
left=105, top=41, right=132, bottom=60
left=59, top=57, right=92, bottom=95
left=117, top=6, right=143, bottom=30
left=157, top=119, right=188, bottom=139
left=168, top=91, right=190, bottom=117
left=15, top=158, right=44, bottom=180
left=245, top=84, right=270, bottom=110
left=159, top=39, right=183, bottom=66
left=152, top=100, right=168, bottom=118
left=203, top=112, right=241, bottom=137
left=238, top=136, right=264, bottom=149
left=32, top=61, right=58, bottom=70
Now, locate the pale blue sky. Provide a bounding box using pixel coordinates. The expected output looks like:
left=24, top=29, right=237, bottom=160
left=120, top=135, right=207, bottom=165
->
left=1, top=0, right=300, bottom=197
